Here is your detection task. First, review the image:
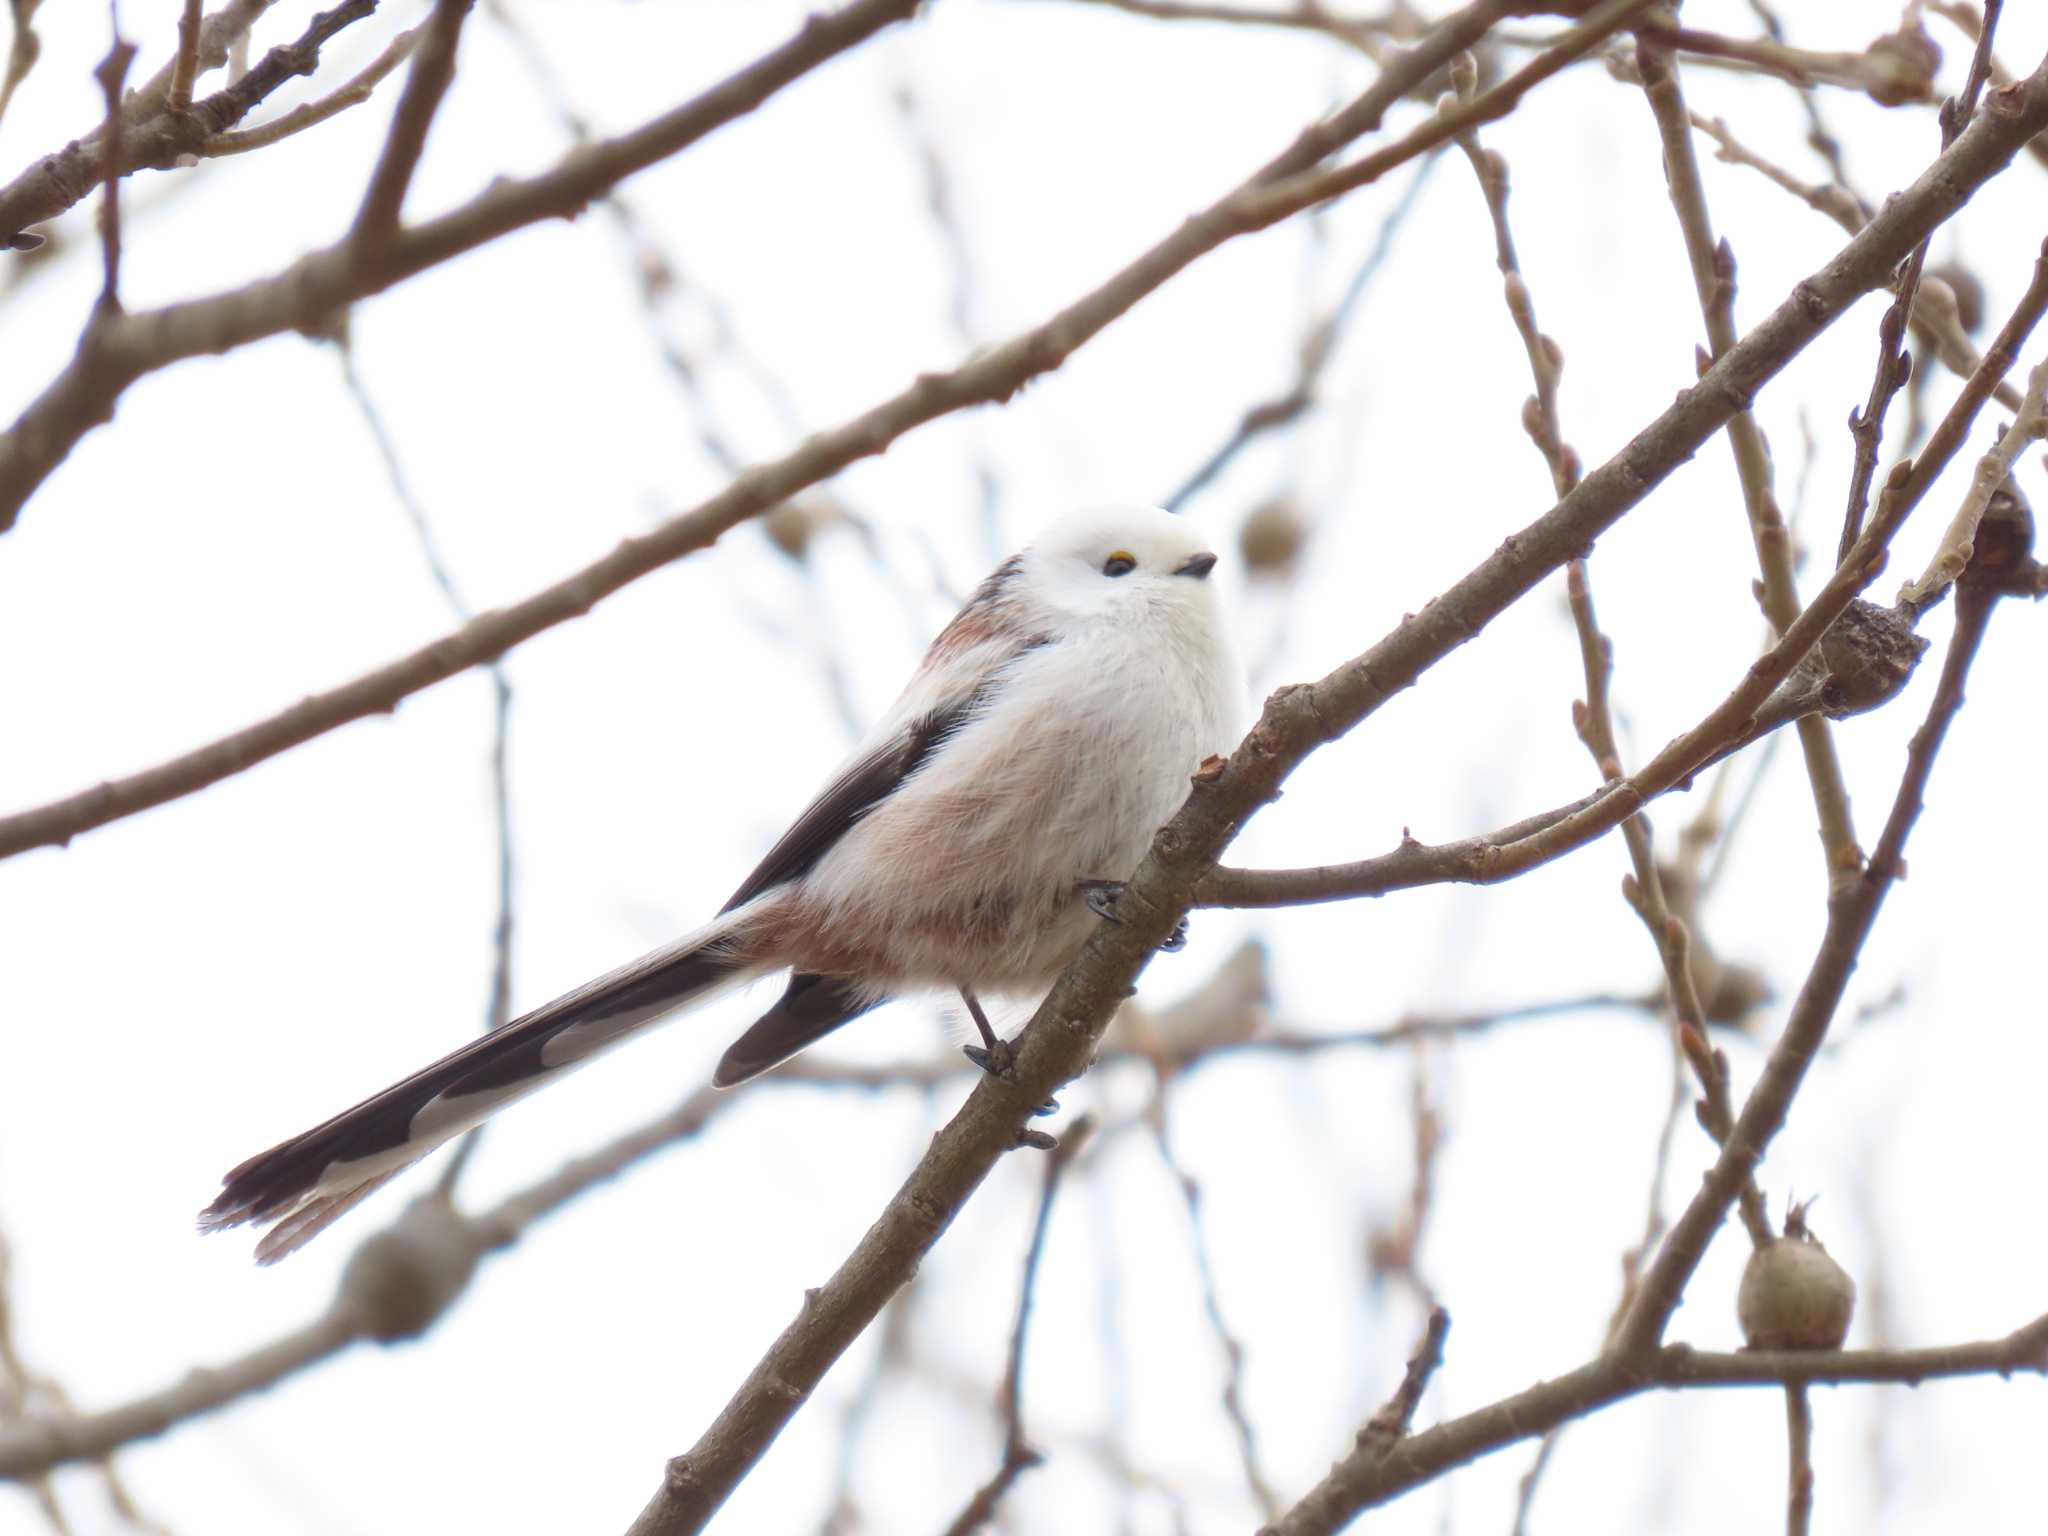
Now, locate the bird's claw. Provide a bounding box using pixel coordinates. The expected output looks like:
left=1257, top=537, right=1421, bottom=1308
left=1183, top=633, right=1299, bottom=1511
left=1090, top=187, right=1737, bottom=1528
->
left=962, top=1039, right=1014, bottom=1078
left=1080, top=879, right=1189, bottom=951
left=1080, top=879, right=1124, bottom=923
left=962, top=1041, right=1058, bottom=1116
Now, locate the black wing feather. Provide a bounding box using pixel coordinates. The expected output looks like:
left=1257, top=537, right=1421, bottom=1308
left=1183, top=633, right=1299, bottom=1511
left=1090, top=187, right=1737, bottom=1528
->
left=712, top=973, right=885, bottom=1086
left=719, top=554, right=1044, bottom=914
left=720, top=686, right=989, bottom=914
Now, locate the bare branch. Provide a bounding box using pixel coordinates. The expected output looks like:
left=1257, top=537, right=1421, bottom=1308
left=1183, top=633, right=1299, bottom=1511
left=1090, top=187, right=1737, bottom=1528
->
left=1610, top=516, right=2013, bottom=1364
left=1451, top=61, right=1578, bottom=497
left=201, top=23, right=422, bottom=157
left=1024, top=0, right=1395, bottom=56
left=0, top=0, right=370, bottom=248
left=351, top=0, right=471, bottom=243
left=0, top=0, right=48, bottom=152
left=1635, top=22, right=1861, bottom=882
left=1786, top=1383, right=1814, bottom=1536
left=938, top=1116, right=1094, bottom=1536
left=90, top=25, right=138, bottom=315
left=1898, top=354, right=2048, bottom=609
left=1687, top=109, right=2025, bottom=419
left=0, top=1069, right=878, bottom=1479
left=1565, top=562, right=1773, bottom=1249
left=0, top=0, right=1538, bottom=848
left=622, top=60, right=2048, bottom=1536
left=1155, top=1121, right=1280, bottom=1519
left=1633, top=17, right=1940, bottom=105
left=1264, top=1313, right=2048, bottom=1534
left=1363, top=1306, right=1450, bottom=1443
left=1838, top=0, right=2005, bottom=562
left=129, top=0, right=276, bottom=118
left=1165, top=149, right=1443, bottom=511
left=168, top=0, right=202, bottom=110
left=1931, top=0, right=2048, bottom=170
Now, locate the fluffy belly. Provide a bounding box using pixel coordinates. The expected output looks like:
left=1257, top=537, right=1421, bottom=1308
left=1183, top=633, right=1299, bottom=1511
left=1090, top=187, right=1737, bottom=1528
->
left=764, top=876, right=1099, bottom=994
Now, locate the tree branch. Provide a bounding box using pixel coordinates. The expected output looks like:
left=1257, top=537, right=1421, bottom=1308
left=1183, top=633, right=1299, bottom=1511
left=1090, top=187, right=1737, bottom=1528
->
left=622, top=53, right=2048, bottom=1536
left=936, top=1116, right=1093, bottom=1536
left=168, top=0, right=204, bottom=111
left=1609, top=522, right=2014, bottom=1365
left=1200, top=229, right=2048, bottom=914
left=0, top=0, right=1548, bottom=850
left=200, top=21, right=421, bottom=158
left=350, top=0, right=471, bottom=244
left=0, top=0, right=368, bottom=248
left=0, top=0, right=921, bottom=533
left=1635, top=19, right=1861, bottom=882
left=1261, top=1313, right=2048, bottom=1535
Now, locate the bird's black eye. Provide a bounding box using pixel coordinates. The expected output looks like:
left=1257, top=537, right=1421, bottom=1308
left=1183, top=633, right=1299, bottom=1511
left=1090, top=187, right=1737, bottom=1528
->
left=1102, top=552, right=1137, bottom=578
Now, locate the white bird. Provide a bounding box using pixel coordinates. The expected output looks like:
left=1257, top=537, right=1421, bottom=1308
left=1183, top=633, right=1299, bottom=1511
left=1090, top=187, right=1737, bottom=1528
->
left=200, top=505, right=1242, bottom=1262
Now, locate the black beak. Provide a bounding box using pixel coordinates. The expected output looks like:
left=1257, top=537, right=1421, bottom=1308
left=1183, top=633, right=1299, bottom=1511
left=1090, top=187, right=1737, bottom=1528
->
left=1173, top=551, right=1218, bottom=579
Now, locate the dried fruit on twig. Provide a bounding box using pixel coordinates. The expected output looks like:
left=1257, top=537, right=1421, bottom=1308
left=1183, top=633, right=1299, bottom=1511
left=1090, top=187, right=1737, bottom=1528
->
left=1738, top=1203, right=1856, bottom=1350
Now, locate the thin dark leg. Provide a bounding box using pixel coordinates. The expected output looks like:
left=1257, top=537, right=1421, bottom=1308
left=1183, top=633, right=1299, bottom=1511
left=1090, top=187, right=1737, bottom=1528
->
left=958, top=987, right=1058, bottom=1118
left=960, top=986, right=1002, bottom=1055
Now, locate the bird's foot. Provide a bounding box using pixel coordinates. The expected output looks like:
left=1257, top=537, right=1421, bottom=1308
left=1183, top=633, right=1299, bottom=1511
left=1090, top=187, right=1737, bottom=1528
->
left=961, top=1043, right=1060, bottom=1116
left=1079, top=879, right=1189, bottom=952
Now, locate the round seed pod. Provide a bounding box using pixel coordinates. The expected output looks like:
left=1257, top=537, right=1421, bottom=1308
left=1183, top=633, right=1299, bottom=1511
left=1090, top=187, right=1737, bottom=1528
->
left=1738, top=1206, right=1856, bottom=1351
left=1238, top=497, right=1309, bottom=578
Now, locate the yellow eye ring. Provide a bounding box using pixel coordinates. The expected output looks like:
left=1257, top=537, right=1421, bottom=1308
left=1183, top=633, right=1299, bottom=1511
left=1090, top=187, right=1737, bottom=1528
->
left=1102, top=551, right=1137, bottom=577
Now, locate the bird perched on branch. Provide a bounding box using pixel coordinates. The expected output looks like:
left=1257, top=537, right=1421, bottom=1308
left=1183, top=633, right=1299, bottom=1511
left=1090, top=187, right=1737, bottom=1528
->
left=201, top=505, right=1243, bottom=1262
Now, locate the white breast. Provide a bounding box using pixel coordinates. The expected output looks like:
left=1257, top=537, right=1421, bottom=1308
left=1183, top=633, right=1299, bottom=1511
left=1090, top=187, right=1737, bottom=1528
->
left=790, top=596, right=1241, bottom=994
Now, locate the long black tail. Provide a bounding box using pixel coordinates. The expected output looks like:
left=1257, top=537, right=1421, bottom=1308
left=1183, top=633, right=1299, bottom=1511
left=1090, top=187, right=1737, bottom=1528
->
left=201, top=921, right=759, bottom=1263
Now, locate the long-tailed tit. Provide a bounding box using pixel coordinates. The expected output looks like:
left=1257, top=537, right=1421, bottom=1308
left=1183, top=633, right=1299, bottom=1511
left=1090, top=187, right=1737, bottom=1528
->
left=201, top=505, right=1243, bottom=1262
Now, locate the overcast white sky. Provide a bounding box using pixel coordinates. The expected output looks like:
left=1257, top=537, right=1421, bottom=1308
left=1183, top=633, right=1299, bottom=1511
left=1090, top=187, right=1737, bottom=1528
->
left=1, top=2, right=2045, bottom=1532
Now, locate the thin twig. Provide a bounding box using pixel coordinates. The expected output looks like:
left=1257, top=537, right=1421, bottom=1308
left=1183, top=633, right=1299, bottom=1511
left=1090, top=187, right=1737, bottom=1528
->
left=1513, top=929, right=1695, bottom=1534
left=1898, top=353, right=2048, bottom=610
left=1686, top=109, right=2025, bottom=419
left=352, top=0, right=471, bottom=243
left=1930, top=0, right=2048, bottom=169
left=334, top=339, right=517, bottom=1198
left=1635, top=21, right=1861, bottom=883
left=0, top=0, right=1554, bottom=831
left=1785, top=1383, right=1814, bottom=1536
left=168, top=0, right=202, bottom=110
left=1265, top=1314, right=2048, bottom=1534
left=1566, top=563, right=1773, bottom=1248
left=1202, top=232, right=2048, bottom=920
left=0, top=0, right=48, bottom=150
left=1364, top=1059, right=1445, bottom=1307
left=1634, top=18, right=1938, bottom=103
left=1027, top=0, right=1395, bottom=56
left=889, top=70, right=1008, bottom=560
left=1361, top=1306, right=1451, bottom=1444
left=1838, top=0, right=2005, bottom=562
left=203, top=22, right=422, bottom=156
left=938, top=1116, right=1095, bottom=1536
left=1164, top=150, right=1444, bottom=511
left=0, top=1066, right=923, bottom=1480
left=1154, top=1119, right=1281, bottom=1521
left=0, top=0, right=364, bottom=248
left=1451, top=64, right=1577, bottom=496
left=620, top=121, right=2048, bottom=1516
left=1610, top=523, right=2013, bottom=1366
left=91, top=21, right=137, bottom=314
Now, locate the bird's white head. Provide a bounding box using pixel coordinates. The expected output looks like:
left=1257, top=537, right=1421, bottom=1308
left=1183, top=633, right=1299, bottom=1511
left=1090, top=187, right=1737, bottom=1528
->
left=1021, top=504, right=1223, bottom=629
